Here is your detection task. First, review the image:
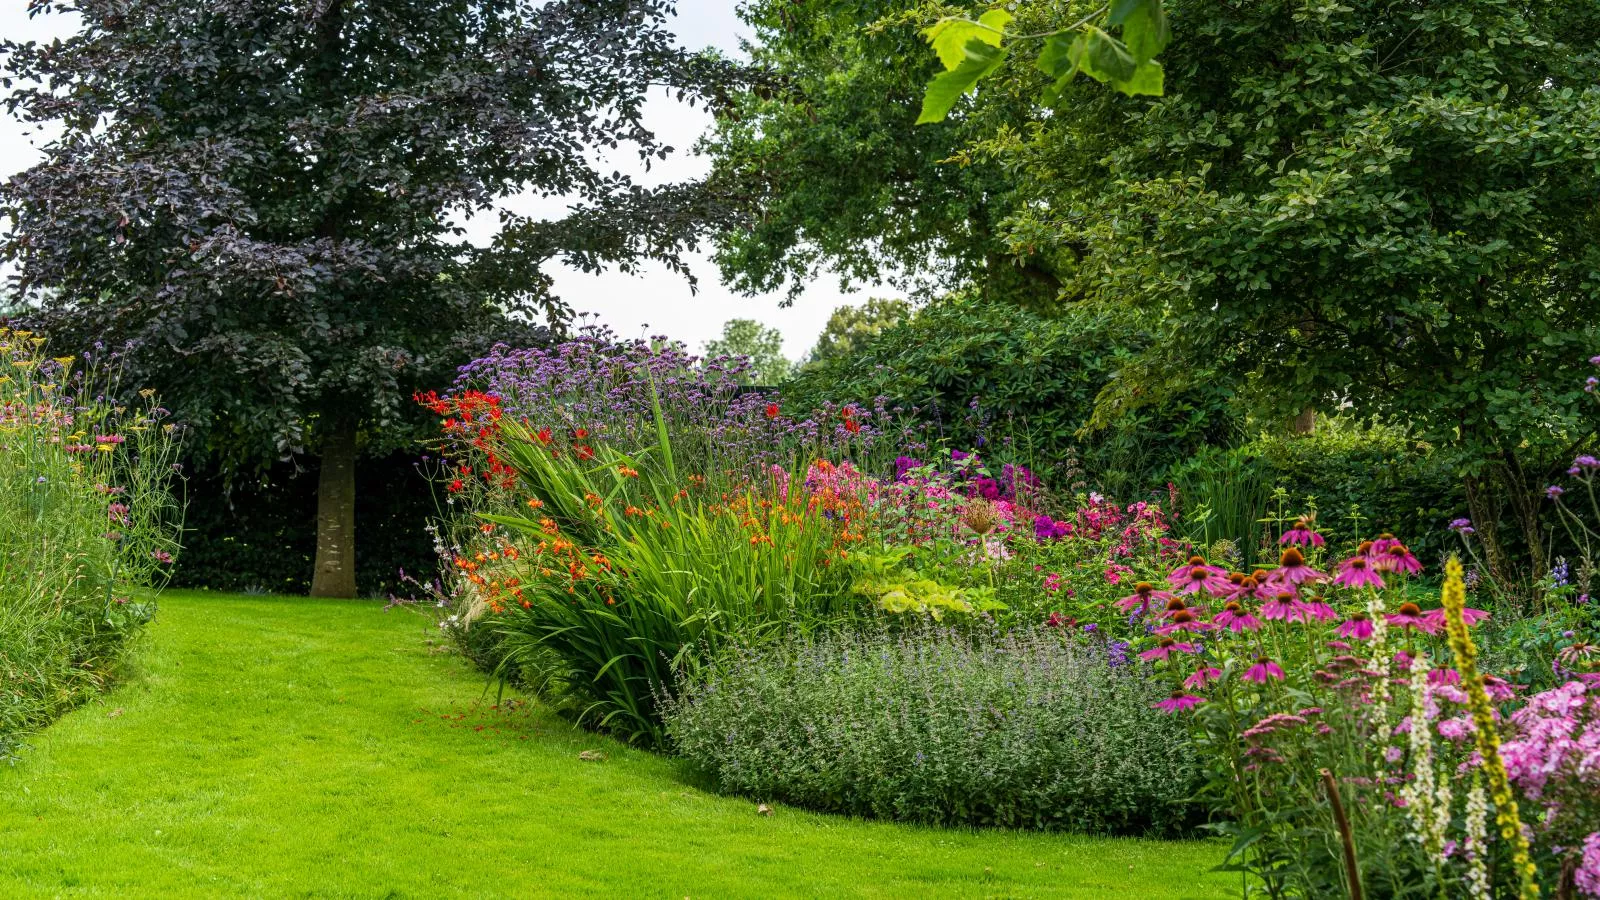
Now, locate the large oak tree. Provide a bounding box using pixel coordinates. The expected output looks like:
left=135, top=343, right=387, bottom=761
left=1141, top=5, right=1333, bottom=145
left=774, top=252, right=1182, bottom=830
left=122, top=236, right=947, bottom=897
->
left=1, top=0, right=742, bottom=596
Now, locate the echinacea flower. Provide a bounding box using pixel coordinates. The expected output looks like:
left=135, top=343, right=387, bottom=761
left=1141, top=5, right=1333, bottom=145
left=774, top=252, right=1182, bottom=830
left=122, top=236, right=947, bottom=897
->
left=1369, top=533, right=1402, bottom=555
left=1140, top=638, right=1199, bottom=662
left=1333, top=556, right=1385, bottom=589
left=1153, top=691, right=1206, bottom=714
left=1261, top=592, right=1304, bottom=622
left=1385, top=601, right=1439, bottom=634
left=1280, top=519, right=1326, bottom=548
left=1184, top=666, right=1223, bottom=690
left=1272, top=547, right=1326, bottom=585
left=1174, top=563, right=1234, bottom=596
left=1296, top=596, right=1339, bottom=622
left=1243, top=657, right=1286, bottom=683
left=1168, top=555, right=1226, bottom=588
left=1157, top=610, right=1214, bottom=634
left=1212, top=601, right=1261, bottom=633
left=1372, top=542, right=1423, bottom=576
left=1422, top=606, right=1488, bottom=630
left=1335, top=613, right=1376, bottom=640
left=1115, top=581, right=1174, bottom=613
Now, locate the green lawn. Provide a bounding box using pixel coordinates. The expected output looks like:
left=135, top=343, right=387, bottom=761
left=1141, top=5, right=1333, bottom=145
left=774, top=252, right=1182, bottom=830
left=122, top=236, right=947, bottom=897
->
left=1, top=591, right=1234, bottom=898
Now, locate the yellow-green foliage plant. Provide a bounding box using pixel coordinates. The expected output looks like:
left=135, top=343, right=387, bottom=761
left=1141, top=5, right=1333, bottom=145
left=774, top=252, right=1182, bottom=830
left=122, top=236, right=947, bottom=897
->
left=0, top=329, right=182, bottom=757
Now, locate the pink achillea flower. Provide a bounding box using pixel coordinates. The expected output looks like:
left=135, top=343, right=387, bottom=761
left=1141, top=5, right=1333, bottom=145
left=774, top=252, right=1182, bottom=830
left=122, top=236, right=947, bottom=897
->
left=1385, top=601, right=1439, bottom=634
left=1184, top=666, right=1223, bottom=690
left=1335, top=613, right=1376, bottom=640
left=1212, top=601, right=1261, bottom=633
left=1279, top=518, right=1325, bottom=548
left=1140, top=638, right=1199, bottom=662
left=1243, top=657, right=1286, bottom=683
left=1333, top=556, right=1385, bottom=589
left=1272, top=547, right=1326, bottom=585
left=1153, top=691, right=1206, bottom=714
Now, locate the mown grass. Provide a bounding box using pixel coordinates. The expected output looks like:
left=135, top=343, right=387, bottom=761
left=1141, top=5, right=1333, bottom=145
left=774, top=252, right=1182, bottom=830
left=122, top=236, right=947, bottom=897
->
left=0, top=590, right=1234, bottom=898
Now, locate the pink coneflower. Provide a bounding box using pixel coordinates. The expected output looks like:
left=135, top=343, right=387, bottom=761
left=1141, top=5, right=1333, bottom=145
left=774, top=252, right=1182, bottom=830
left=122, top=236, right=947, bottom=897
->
left=1261, top=592, right=1304, bottom=623
left=1115, top=581, right=1174, bottom=614
left=1369, top=533, right=1402, bottom=555
left=1184, top=666, right=1223, bottom=690
left=1335, top=613, right=1375, bottom=640
left=1140, top=638, right=1199, bottom=662
left=1333, top=556, right=1385, bottom=589
left=1153, top=691, right=1206, bottom=713
left=1372, top=542, right=1423, bottom=576
left=1427, top=668, right=1461, bottom=686
left=1421, top=606, right=1489, bottom=630
left=1481, top=674, right=1517, bottom=702
left=1212, top=600, right=1261, bottom=633
left=1272, top=547, right=1326, bottom=585
left=1243, top=657, right=1286, bottom=683
left=1385, top=602, right=1439, bottom=634
left=1157, top=610, right=1215, bottom=635
left=1169, top=556, right=1230, bottom=595
left=1296, top=596, right=1339, bottom=623
left=1280, top=518, right=1325, bottom=548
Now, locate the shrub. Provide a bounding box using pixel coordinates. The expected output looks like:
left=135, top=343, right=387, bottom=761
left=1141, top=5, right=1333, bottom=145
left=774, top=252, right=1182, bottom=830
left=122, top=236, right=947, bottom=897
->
left=0, top=330, right=181, bottom=757
left=782, top=295, right=1241, bottom=495
left=663, top=625, right=1200, bottom=834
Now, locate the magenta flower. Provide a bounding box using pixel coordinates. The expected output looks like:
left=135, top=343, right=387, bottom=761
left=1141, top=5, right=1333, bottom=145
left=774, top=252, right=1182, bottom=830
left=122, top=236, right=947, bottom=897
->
left=1261, top=592, right=1304, bottom=623
left=1115, top=581, right=1174, bottom=614
left=1140, top=638, right=1199, bottom=662
left=1153, top=691, right=1206, bottom=714
left=1271, top=548, right=1327, bottom=585
left=1175, top=565, right=1234, bottom=596
left=1335, top=614, right=1376, bottom=640
left=1295, top=597, right=1338, bottom=623
left=1212, top=601, right=1261, bottom=633
left=1422, top=606, right=1489, bottom=630
left=1279, top=519, right=1325, bottom=548
left=1482, top=674, right=1517, bottom=702
left=1385, top=602, right=1439, bottom=634
left=1184, top=666, right=1223, bottom=690
left=1157, top=610, right=1215, bottom=635
left=1243, top=657, right=1286, bottom=683
left=1168, top=556, right=1228, bottom=592
left=1333, top=556, right=1385, bottom=589
left=1369, top=533, right=1402, bottom=555
left=1371, top=542, right=1423, bottom=576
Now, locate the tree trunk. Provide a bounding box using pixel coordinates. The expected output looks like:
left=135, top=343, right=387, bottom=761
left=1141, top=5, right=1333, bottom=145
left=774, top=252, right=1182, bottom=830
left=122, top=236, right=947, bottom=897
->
left=1291, top=406, right=1316, bottom=435
left=1464, top=474, right=1515, bottom=590
left=310, top=419, right=358, bottom=598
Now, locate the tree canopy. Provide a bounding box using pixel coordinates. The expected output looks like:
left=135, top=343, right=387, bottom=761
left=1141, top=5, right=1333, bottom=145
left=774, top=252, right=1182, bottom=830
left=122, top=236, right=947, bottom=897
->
left=1, top=0, right=746, bottom=594
left=704, top=318, right=793, bottom=386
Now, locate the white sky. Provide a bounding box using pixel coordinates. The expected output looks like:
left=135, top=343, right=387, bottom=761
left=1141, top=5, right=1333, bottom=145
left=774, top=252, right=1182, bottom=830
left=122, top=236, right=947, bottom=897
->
left=0, top=3, right=890, bottom=358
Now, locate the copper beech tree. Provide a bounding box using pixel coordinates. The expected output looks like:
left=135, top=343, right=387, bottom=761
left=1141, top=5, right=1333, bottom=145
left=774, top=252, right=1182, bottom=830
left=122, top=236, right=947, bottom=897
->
left=1, top=1, right=744, bottom=596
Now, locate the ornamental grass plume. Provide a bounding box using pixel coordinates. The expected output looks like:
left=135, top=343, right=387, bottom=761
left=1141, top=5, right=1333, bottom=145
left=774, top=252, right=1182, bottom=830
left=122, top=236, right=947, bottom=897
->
left=1442, top=556, right=1541, bottom=899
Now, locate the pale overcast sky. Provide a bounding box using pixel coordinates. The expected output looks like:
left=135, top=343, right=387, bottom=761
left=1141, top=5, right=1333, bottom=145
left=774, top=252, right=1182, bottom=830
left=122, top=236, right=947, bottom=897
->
left=0, top=3, right=889, bottom=358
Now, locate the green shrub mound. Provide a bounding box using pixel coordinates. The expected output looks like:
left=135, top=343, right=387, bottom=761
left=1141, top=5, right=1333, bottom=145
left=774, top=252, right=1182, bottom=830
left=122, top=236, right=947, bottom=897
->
left=663, top=625, right=1200, bottom=834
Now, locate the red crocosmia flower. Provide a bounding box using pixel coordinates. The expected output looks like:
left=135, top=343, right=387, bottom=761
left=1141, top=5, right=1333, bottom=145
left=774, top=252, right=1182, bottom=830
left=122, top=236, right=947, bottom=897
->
left=574, top=428, right=589, bottom=439
left=448, top=479, right=465, bottom=493
left=1333, top=556, right=1385, bottom=589
left=1243, top=657, right=1286, bottom=683
left=765, top=403, right=780, bottom=419
left=536, top=428, right=553, bottom=444
left=1385, top=602, right=1439, bottom=634
left=1335, top=614, right=1375, bottom=640
left=1153, top=692, right=1206, bottom=714
left=1213, top=601, right=1261, bottom=633
left=843, top=418, right=861, bottom=434
left=576, top=445, right=595, bottom=461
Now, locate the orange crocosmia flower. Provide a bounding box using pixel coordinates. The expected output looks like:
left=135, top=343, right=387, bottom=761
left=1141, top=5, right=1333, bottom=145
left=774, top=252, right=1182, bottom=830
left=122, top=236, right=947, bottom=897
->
left=526, top=497, right=544, bottom=510
left=480, top=523, right=494, bottom=533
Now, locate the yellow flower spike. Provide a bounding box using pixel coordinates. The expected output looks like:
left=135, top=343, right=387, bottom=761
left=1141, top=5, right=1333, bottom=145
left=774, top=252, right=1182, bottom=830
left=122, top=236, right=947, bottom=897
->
left=1442, top=556, right=1540, bottom=899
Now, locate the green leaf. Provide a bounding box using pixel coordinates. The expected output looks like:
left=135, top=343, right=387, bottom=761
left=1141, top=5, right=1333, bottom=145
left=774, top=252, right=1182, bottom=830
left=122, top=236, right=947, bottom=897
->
left=917, top=40, right=1008, bottom=124
left=922, top=12, right=1010, bottom=71
left=1119, top=60, right=1165, bottom=96
left=1036, top=32, right=1086, bottom=104
left=1079, top=27, right=1137, bottom=84
left=1116, top=0, right=1171, bottom=63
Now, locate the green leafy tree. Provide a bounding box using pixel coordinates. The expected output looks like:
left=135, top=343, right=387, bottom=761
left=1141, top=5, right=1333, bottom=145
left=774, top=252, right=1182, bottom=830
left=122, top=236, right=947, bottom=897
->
left=705, top=2, right=1065, bottom=309
left=968, top=0, right=1600, bottom=583
left=1, top=1, right=743, bottom=596
left=804, top=298, right=911, bottom=366
left=704, top=319, right=793, bottom=386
